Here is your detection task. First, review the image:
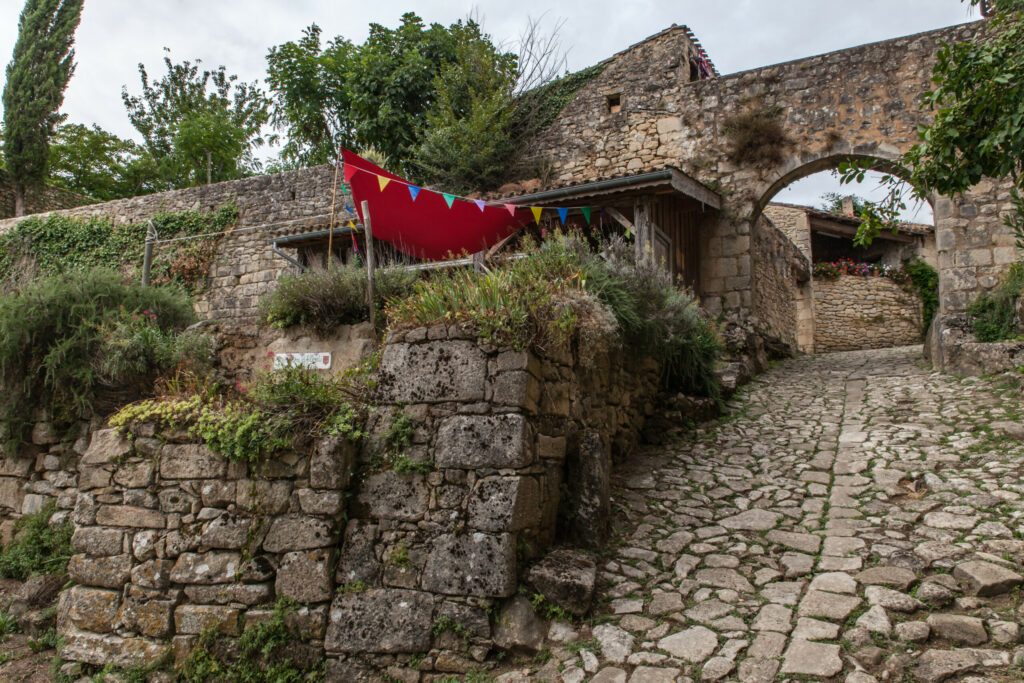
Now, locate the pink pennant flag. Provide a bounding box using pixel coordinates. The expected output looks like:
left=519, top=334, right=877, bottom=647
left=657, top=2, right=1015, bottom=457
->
left=504, top=204, right=517, bottom=217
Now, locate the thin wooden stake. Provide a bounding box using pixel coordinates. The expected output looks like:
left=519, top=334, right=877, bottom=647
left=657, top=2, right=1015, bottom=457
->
left=327, top=149, right=342, bottom=269
left=361, top=200, right=376, bottom=331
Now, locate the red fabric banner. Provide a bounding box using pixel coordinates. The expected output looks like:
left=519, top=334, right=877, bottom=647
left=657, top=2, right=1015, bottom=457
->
left=342, top=148, right=530, bottom=261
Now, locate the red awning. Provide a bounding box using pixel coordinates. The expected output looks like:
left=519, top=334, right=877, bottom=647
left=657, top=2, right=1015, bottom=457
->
left=343, top=148, right=531, bottom=261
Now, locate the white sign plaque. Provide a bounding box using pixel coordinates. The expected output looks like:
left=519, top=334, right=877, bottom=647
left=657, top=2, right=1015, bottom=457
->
left=273, top=352, right=332, bottom=370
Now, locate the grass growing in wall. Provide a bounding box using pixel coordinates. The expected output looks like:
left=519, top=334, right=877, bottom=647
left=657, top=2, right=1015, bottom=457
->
left=968, top=262, right=1024, bottom=342
left=0, top=503, right=73, bottom=580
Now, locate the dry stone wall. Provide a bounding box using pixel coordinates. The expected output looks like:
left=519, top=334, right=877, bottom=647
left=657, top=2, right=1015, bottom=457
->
left=28, top=327, right=661, bottom=678
left=0, top=171, right=94, bottom=218
left=813, top=275, right=923, bottom=352
left=752, top=216, right=810, bottom=355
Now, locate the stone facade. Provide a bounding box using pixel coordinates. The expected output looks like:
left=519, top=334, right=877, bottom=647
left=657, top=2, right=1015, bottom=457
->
left=751, top=216, right=810, bottom=354
left=813, top=275, right=923, bottom=352
left=17, top=326, right=661, bottom=677
left=517, top=20, right=1018, bottom=361
left=0, top=170, right=94, bottom=218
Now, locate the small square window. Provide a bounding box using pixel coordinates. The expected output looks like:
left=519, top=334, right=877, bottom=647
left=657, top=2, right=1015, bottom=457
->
left=606, top=93, right=622, bottom=114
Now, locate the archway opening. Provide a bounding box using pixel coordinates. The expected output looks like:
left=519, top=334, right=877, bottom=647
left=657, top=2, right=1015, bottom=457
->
left=752, top=157, right=938, bottom=356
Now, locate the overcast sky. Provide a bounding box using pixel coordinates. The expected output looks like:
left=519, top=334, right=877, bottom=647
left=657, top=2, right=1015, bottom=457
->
left=1, top=0, right=981, bottom=220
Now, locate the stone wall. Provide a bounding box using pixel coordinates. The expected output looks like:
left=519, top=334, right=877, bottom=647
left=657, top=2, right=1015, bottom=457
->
left=813, top=275, right=923, bottom=352
left=43, top=327, right=661, bottom=678
left=0, top=165, right=347, bottom=329
left=0, top=170, right=94, bottom=218
left=752, top=216, right=810, bottom=354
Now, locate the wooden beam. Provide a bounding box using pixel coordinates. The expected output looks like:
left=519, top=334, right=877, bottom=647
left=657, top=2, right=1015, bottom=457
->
left=604, top=207, right=636, bottom=237
left=668, top=168, right=721, bottom=210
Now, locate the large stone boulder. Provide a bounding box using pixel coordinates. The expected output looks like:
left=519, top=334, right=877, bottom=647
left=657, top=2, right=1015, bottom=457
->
left=325, top=589, right=434, bottom=654
left=526, top=549, right=597, bottom=616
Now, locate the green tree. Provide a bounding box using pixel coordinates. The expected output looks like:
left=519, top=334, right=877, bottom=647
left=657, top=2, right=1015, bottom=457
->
left=266, top=13, right=517, bottom=176
left=265, top=24, right=356, bottom=167
left=122, top=51, right=270, bottom=188
left=48, top=123, right=161, bottom=200
left=2, top=0, right=84, bottom=216
left=842, top=0, right=1024, bottom=247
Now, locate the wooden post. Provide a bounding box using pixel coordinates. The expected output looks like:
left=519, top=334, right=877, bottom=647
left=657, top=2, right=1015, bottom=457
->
left=361, top=200, right=376, bottom=330
left=634, top=199, right=652, bottom=265
left=141, top=221, right=157, bottom=287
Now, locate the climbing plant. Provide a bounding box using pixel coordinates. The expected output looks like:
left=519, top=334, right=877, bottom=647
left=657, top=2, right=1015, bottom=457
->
left=0, top=204, right=237, bottom=292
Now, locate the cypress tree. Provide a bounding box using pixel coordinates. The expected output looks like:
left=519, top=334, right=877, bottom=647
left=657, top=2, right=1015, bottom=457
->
left=2, top=0, right=84, bottom=216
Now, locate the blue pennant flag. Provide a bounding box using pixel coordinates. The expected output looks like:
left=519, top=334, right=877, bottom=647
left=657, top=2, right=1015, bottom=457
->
left=408, top=185, right=421, bottom=201
left=557, top=207, right=569, bottom=225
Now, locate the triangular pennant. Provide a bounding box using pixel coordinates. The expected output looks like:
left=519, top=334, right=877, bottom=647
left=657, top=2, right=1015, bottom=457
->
left=504, top=204, right=517, bottom=217
left=557, top=208, right=569, bottom=225
left=530, top=207, right=543, bottom=224
left=581, top=207, right=592, bottom=225
left=407, top=185, right=421, bottom=201
left=442, top=193, right=456, bottom=209
left=377, top=175, right=391, bottom=192
left=347, top=220, right=355, bottom=228
left=343, top=164, right=358, bottom=183
left=474, top=199, right=486, bottom=212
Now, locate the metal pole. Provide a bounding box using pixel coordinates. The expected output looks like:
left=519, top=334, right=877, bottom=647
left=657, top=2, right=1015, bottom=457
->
left=361, top=200, right=376, bottom=330
left=141, top=221, right=157, bottom=287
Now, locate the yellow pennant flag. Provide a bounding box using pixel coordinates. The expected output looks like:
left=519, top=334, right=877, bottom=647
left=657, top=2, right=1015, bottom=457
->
left=377, top=175, right=391, bottom=192
left=530, top=207, right=543, bottom=224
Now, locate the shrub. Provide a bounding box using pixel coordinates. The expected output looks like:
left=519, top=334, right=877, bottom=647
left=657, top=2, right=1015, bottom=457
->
left=0, top=269, right=200, bottom=454
left=0, top=503, right=74, bottom=580
left=723, top=105, right=789, bottom=167
left=903, top=259, right=940, bottom=332
left=111, top=358, right=376, bottom=464
left=260, top=262, right=419, bottom=335
left=388, top=234, right=723, bottom=398
left=969, top=263, right=1024, bottom=342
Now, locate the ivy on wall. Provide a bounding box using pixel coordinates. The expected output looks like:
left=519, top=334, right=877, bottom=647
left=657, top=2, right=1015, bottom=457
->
left=0, top=204, right=238, bottom=292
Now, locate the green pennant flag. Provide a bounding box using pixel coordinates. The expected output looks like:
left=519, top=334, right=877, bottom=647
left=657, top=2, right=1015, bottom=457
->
left=442, top=193, right=456, bottom=208
left=581, top=207, right=592, bottom=225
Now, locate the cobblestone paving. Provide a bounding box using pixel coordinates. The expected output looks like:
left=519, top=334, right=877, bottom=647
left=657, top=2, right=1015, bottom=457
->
left=527, top=347, right=1024, bottom=683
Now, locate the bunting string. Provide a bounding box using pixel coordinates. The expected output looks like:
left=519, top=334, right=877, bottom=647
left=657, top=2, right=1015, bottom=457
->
left=342, top=159, right=597, bottom=226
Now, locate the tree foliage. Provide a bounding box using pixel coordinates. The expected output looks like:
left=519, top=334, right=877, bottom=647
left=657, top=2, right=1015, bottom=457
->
left=47, top=123, right=160, bottom=200
left=841, top=0, right=1024, bottom=247
left=122, top=51, right=271, bottom=187
left=1, top=0, right=84, bottom=215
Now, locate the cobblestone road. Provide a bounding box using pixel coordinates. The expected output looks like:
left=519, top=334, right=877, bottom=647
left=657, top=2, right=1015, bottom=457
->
left=535, top=347, right=1024, bottom=683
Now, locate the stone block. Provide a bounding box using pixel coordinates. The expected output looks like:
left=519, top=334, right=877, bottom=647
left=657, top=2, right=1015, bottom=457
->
left=435, top=414, right=533, bottom=470
left=380, top=340, right=487, bottom=403
left=335, top=520, right=380, bottom=586
left=277, top=549, right=333, bottom=603
left=309, top=436, right=355, bottom=490
left=0, top=476, right=24, bottom=512
left=68, top=554, right=131, bottom=589
left=184, top=583, right=273, bottom=607
left=468, top=476, right=542, bottom=532
left=0, top=456, right=33, bottom=478
left=262, top=515, right=334, bottom=553
left=174, top=604, right=241, bottom=635
left=325, top=589, right=434, bottom=653
left=563, top=430, right=611, bottom=548
left=356, top=471, right=429, bottom=521
left=526, top=549, right=598, bottom=616
left=82, top=429, right=132, bottom=465
left=169, top=552, right=241, bottom=585
left=112, top=461, right=155, bottom=488
left=61, top=627, right=170, bottom=668
left=493, top=595, right=547, bottom=653
left=159, top=444, right=226, bottom=479
left=297, top=488, right=343, bottom=515
left=95, top=505, right=165, bottom=529
left=422, top=532, right=517, bottom=598
left=131, top=559, right=175, bottom=590
left=199, top=513, right=252, bottom=550
left=118, top=593, right=175, bottom=638
left=71, top=527, right=124, bottom=557
left=235, top=480, right=292, bottom=514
